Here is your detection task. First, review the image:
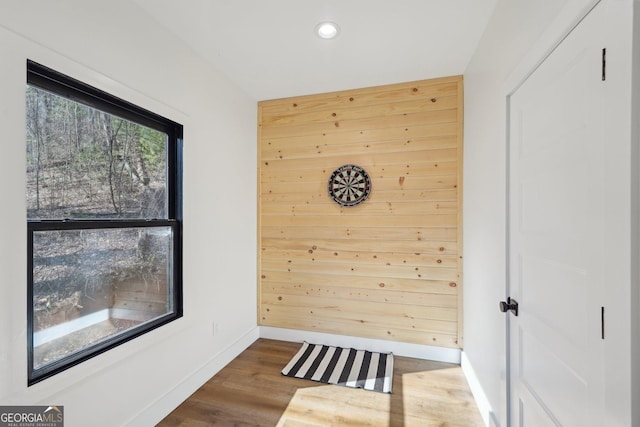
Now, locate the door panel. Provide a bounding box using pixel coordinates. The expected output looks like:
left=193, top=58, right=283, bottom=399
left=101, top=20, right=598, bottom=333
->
left=519, top=397, right=557, bottom=427
left=508, top=3, right=605, bottom=426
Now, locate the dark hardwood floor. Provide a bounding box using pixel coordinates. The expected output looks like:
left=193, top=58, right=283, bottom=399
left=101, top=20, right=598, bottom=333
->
left=157, top=339, right=483, bottom=426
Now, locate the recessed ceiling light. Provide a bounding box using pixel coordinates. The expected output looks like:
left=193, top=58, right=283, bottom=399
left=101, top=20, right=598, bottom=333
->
left=315, top=22, right=340, bottom=39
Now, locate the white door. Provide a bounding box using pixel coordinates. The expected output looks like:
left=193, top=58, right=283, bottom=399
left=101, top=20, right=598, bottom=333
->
left=507, top=3, right=606, bottom=426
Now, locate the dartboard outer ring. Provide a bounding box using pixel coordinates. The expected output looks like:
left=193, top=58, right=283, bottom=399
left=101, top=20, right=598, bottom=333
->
left=328, top=164, right=372, bottom=207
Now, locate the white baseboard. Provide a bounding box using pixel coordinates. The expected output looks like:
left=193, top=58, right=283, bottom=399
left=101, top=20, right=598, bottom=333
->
left=125, top=326, right=260, bottom=427
left=259, top=326, right=461, bottom=364
left=461, top=351, right=494, bottom=427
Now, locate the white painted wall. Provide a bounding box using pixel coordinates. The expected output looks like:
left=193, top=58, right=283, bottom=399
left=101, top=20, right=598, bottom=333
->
left=0, top=1, right=258, bottom=426
left=464, top=0, right=638, bottom=426
left=632, top=3, right=640, bottom=425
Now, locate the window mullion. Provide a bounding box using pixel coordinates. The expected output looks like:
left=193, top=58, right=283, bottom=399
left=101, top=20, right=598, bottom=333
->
left=28, top=219, right=176, bottom=231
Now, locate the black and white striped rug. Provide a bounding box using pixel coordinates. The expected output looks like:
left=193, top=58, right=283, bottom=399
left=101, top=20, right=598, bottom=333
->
left=281, top=342, right=394, bottom=393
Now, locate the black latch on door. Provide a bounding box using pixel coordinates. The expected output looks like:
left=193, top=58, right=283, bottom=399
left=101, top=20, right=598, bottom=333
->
left=499, top=297, right=519, bottom=316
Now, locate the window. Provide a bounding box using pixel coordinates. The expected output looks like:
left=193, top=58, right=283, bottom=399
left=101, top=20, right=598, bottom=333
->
left=26, top=60, right=183, bottom=385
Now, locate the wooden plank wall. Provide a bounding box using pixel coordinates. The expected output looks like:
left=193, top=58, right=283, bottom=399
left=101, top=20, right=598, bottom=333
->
left=258, top=76, right=463, bottom=349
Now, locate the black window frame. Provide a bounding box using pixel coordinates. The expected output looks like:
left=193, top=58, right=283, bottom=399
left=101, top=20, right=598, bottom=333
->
left=26, top=60, right=183, bottom=385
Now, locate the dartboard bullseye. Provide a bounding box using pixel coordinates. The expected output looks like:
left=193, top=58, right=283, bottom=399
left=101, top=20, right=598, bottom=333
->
left=328, top=164, right=371, bottom=207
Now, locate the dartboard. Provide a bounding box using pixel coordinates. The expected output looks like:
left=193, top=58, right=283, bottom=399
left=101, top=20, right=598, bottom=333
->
left=328, top=164, right=372, bottom=207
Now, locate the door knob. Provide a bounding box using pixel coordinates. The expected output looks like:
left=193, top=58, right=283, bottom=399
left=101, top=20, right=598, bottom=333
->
left=499, top=297, right=519, bottom=316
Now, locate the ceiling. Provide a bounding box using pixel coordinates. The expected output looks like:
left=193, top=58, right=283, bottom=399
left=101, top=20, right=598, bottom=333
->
left=133, top=0, right=498, bottom=101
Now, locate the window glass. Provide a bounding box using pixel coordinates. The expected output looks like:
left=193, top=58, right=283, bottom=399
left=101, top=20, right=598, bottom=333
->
left=26, top=86, right=168, bottom=220
left=32, top=227, right=173, bottom=369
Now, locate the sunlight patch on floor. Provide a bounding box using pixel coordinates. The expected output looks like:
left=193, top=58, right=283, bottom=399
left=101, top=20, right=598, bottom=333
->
left=276, top=384, right=391, bottom=426
left=277, top=367, right=483, bottom=427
